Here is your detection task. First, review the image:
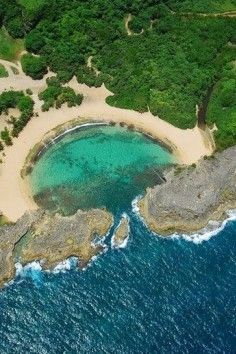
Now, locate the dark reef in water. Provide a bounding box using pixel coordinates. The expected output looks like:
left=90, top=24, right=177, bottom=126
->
left=139, top=146, right=236, bottom=234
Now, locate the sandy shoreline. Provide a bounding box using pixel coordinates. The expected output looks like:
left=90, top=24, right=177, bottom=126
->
left=0, top=61, right=214, bottom=222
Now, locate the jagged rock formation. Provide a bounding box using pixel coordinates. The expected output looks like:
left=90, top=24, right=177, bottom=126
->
left=0, top=209, right=113, bottom=288
left=111, top=214, right=130, bottom=248
left=139, top=147, right=236, bottom=234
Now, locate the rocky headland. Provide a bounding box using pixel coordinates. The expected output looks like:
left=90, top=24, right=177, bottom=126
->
left=138, top=146, right=236, bottom=235
left=0, top=208, right=113, bottom=288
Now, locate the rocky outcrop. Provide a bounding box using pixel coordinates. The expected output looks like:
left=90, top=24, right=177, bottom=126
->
left=139, top=146, right=236, bottom=235
left=0, top=210, right=43, bottom=288
left=111, top=214, right=130, bottom=248
left=0, top=208, right=113, bottom=288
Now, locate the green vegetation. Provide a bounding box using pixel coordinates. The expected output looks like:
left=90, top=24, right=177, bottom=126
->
left=0, top=63, right=8, bottom=77
left=101, top=15, right=236, bottom=130
left=0, top=214, right=10, bottom=226
left=0, top=90, right=34, bottom=141
left=18, top=0, right=46, bottom=12
left=1, top=127, right=12, bottom=145
left=0, top=0, right=235, bottom=150
left=0, top=28, right=24, bottom=61
left=168, top=0, right=236, bottom=13
left=39, top=77, right=83, bottom=111
left=77, top=67, right=109, bottom=88
left=207, top=61, right=236, bottom=150
left=10, top=66, right=19, bottom=74
left=21, top=54, right=47, bottom=79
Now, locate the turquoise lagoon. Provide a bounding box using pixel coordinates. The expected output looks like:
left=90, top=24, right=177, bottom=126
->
left=30, top=124, right=174, bottom=214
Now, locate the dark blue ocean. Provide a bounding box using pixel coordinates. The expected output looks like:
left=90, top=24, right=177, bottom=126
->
left=0, top=209, right=235, bottom=354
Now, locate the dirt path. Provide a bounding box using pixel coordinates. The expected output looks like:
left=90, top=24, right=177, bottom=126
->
left=87, top=56, right=100, bottom=76
left=174, top=10, right=236, bottom=18
left=124, top=14, right=144, bottom=36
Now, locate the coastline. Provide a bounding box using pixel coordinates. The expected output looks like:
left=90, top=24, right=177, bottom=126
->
left=0, top=66, right=214, bottom=222
left=137, top=146, right=236, bottom=235
left=0, top=208, right=114, bottom=288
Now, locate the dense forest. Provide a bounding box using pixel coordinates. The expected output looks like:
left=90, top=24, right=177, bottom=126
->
left=0, top=0, right=235, bottom=149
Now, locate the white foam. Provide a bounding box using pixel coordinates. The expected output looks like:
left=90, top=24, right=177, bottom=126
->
left=52, top=258, right=77, bottom=274
left=114, top=235, right=129, bottom=249
left=15, top=261, right=43, bottom=277
left=111, top=213, right=130, bottom=249
left=51, top=122, right=107, bottom=143
left=176, top=209, right=236, bottom=244
left=131, top=195, right=142, bottom=214
left=81, top=245, right=109, bottom=271
left=132, top=194, right=236, bottom=245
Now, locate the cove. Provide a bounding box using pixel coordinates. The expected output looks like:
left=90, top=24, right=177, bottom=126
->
left=30, top=124, right=174, bottom=215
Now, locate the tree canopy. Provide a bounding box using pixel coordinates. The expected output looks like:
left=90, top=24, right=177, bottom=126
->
left=0, top=0, right=235, bottom=149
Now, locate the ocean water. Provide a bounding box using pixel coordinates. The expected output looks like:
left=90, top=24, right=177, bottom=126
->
left=30, top=125, right=173, bottom=214
left=0, top=125, right=235, bottom=353
left=0, top=212, right=235, bottom=353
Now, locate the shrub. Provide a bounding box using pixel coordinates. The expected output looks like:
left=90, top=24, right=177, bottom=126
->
left=21, top=54, right=47, bottom=79
left=1, top=128, right=12, bottom=145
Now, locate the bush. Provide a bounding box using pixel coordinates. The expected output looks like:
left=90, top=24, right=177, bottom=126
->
left=39, top=80, right=83, bottom=111
left=26, top=88, right=33, bottom=95
left=0, top=90, right=34, bottom=138
left=1, top=128, right=12, bottom=145
left=6, top=17, right=25, bottom=38
left=21, top=54, right=47, bottom=79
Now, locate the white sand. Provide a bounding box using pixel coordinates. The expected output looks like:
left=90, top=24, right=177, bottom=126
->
left=0, top=62, right=215, bottom=222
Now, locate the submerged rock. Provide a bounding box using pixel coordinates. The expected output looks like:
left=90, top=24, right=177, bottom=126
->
left=111, top=214, right=130, bottom=249
left=139, top=146, right=236, bottom=235
left=0, top=208, right=113, bottom=288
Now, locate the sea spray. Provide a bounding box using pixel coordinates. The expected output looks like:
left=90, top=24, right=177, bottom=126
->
left=132, top=195, right=236, bottom=244
left=178, top=209, right=236, bottom=244
left=14, top=261, right=43, bottom=287
left=52, top=257, right=78, bottom=274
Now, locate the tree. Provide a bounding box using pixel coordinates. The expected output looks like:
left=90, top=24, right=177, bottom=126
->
left=21, top=54, right=47, bottom=79
left=1, top=128, right=12, bottom=145
left=6, top=17, right=25, bottom=38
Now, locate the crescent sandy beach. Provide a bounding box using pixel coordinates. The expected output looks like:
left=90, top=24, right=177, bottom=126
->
left=0, top=59, right=214, bottom=222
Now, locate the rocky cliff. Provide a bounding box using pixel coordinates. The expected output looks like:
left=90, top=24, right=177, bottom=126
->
left=139, top=147, right=236, bottom=235
left=0, top=209, right=113, bottom=288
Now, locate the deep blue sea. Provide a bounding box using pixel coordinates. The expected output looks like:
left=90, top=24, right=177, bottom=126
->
left=0, top=209, right=235, bottom=354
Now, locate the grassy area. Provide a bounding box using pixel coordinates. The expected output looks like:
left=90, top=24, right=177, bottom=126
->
left=0, top=64, right=8, bottom=78
left=18, top=0, right=46, bottom=11
left=0, top=28, right=24, bottom=62
left=0, top=215, right=10, bottom=226
left=168, top=0, right=236, bottom=13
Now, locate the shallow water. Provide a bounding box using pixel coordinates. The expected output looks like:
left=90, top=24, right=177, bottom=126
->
left=30, top=125, right=173, bottom=214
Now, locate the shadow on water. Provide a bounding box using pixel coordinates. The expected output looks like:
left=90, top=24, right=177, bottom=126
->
left=34, top=165, right=168, bottom=215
